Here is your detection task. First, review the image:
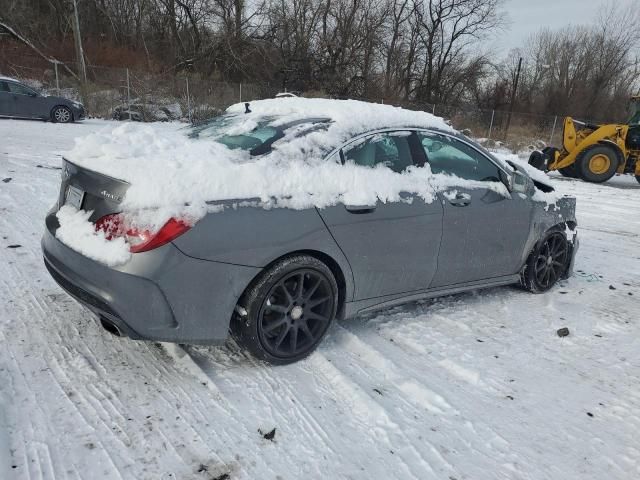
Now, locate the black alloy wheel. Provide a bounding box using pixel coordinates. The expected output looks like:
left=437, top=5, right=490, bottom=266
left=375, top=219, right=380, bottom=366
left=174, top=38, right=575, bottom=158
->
left=258, top=269, right=334, bottom=358
left=232, top=255, right=338, bottom=365
left=533, top=233, right=569, bottom=290
left=521, top=231, right=570, bottom=293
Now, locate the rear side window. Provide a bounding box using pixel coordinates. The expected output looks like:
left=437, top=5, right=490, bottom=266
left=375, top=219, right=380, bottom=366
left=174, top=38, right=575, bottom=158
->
left=0, top=82, right=9, bottom=92
left=7, top=82, right=35, bottom=95
left=342, top=132, right=414, bottom=173
left=418, top=133, right=501, bottom=182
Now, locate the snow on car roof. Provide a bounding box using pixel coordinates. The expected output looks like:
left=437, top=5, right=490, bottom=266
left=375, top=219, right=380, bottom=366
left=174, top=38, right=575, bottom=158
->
left=227, top=97, right=454, bottom=136
left=66, top=98, right=526, bottom=232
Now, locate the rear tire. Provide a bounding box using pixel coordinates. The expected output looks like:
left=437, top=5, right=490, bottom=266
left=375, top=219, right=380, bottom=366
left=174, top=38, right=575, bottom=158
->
left=520, top=231, right=570, bottom=293
left=51, top=106, right=73, bottom=123
left=576, top=145, right=618, bottom=183
left=558, top=163, right=579, bottom=178
left=232, top=255, right=338, bottom=365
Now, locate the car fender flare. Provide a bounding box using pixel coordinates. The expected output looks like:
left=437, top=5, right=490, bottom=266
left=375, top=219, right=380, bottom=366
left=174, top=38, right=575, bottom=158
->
left=237, top=249, right=353, bottom=321
left=522, top=221, right=576, bottom=274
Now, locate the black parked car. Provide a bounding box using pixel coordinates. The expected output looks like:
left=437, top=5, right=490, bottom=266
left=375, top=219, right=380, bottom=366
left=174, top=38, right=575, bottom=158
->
left=0, top=77, right=85, bottom=123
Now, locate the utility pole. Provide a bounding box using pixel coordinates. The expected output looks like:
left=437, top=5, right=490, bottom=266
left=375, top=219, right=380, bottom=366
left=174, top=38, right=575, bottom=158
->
left=504, top=56, right=522, bottom=140
left=71, top=0, right=87, bottom=83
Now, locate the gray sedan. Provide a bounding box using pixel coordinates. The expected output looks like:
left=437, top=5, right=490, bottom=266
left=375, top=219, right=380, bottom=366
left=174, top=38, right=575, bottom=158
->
left=42, top=110, right=578, bottom=364
left=0, top=77, right=85, bottom=122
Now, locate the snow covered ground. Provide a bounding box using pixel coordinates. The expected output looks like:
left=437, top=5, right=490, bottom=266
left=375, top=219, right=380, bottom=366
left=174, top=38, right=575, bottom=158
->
left=1, top=118, right=639, bottom=480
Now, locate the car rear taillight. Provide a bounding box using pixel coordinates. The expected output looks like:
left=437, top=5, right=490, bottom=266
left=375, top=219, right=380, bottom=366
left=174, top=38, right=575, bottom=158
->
left=95, top=214, right=191, bottom=253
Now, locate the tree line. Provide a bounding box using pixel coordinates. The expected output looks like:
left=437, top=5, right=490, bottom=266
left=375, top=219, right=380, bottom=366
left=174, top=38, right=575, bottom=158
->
left=1, top=0, right=638, bottom=122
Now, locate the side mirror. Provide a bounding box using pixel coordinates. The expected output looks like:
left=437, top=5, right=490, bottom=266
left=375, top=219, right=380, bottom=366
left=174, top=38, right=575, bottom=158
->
left=510, top=170, right=530, bottom=194
left=28, top=91, right=38, bottom=97
left=501, top=169, right=514, bottom=191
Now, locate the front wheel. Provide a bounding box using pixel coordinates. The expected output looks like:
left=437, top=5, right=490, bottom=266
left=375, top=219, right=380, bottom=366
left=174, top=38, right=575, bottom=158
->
left=520, top=232, right=570, bottom=293
left=577, top=145, right=618, bottom=183
left=232, top=255, right=338, bottom=365
left=51, top=106, right=73, bottom=123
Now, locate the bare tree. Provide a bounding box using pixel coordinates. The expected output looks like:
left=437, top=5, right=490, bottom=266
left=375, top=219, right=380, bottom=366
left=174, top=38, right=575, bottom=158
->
left=412, top=0, right=504, bottom=103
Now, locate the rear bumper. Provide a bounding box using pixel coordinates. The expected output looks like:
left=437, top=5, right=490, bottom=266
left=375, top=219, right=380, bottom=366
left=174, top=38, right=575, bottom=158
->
left=42, top=213, right=260, bottom=344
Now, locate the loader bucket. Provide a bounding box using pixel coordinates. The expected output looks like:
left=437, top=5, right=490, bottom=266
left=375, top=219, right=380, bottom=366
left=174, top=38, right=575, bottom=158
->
left=528, top=150, right=548, bottom=170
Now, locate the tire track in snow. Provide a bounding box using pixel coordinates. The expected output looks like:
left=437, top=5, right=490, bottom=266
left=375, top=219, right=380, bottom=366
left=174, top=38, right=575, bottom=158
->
left=318, top=325, right=502, bottom=478
left=182, top=344, right=367, bottom=477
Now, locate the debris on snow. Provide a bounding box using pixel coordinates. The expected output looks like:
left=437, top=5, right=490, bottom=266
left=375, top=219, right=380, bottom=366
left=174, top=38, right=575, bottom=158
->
left=557, top=327, right=570, bottom=337
left=259, top=427, right=276, bottom=441
left=36, top=164, right=61, bottom=170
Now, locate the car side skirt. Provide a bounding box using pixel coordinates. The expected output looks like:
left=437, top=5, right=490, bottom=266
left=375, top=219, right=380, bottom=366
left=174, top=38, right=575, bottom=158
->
left=344, top=274, right=520, bottom=318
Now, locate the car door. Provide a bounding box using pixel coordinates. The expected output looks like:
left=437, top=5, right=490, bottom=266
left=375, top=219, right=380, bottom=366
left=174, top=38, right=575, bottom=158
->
left=0, top=81, right=13, bottom=116
left=6, top=81, right=45, bottom=119
left=418, top=132, right=533, bottom=287
left=316, top=131, right=444, bottom=301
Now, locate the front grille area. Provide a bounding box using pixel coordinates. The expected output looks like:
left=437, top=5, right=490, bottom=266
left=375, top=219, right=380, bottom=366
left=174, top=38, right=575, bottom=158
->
left=44, top=257, right=118, bottom=318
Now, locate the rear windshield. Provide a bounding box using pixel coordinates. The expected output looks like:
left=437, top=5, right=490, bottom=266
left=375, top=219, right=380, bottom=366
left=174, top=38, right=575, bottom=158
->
left=189, top=115, right=329, bottom=156
left=217, top=124, right=281, bottom=152
left=189, top=116, right=281, bottom=155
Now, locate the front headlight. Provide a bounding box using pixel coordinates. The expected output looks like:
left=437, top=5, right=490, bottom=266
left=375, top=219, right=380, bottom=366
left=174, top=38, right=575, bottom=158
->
left=72, top=101, right=83, bottom=109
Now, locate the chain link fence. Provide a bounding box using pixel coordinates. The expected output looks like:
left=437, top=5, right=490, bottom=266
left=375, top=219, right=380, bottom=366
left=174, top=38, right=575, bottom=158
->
left=0, top=51, right=279, bottom=123
left=1, top=51, right=581, bottom=151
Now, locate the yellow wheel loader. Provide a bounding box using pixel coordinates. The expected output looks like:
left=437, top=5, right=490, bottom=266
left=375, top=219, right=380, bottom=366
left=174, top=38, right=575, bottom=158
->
left=529, top=96, right=640, bottom=184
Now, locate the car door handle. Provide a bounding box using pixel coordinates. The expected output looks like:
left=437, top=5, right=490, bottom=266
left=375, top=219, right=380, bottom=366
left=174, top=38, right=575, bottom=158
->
left=448, top=193, right=471, bottom=207
left=345, top=204, right=376, bottom=214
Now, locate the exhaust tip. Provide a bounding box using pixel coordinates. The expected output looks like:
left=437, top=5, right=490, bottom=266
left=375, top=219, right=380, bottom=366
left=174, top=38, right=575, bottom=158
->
left=100, top=316, right=122, bottom=337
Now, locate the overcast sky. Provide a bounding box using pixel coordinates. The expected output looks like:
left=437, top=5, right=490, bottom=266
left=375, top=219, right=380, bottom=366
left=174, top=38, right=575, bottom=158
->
left=490, top=0, right=637, bottom=54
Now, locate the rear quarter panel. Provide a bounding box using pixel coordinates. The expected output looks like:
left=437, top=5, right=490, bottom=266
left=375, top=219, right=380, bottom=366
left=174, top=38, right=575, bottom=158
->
left=172, top=204, right=355, bottom=300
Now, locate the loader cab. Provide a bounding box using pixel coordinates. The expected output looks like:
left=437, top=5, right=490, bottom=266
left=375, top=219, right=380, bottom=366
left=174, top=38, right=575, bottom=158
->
left=626, top=96, right=640, bottom=151
left=628, top=96, right=640, bottom=126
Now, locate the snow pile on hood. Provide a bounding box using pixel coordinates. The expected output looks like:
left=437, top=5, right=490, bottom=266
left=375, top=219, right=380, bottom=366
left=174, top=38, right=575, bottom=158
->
left=55, top=206, right=131, bottom=266
left=66, top=99, right=457, bottom=217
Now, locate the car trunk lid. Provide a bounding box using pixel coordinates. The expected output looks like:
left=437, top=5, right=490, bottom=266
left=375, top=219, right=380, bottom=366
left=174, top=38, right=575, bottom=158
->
left=58, top=158, right=130, bottom=222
